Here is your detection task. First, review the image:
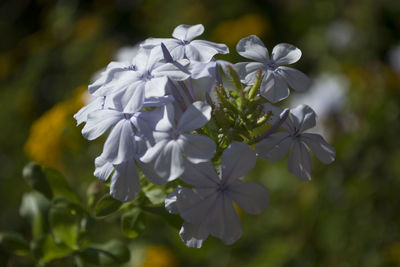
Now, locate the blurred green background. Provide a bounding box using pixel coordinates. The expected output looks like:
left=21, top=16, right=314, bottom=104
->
left=1, top=0, right=400, bottom=266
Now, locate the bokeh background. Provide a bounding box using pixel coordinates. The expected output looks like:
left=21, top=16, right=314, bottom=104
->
left=1, top=0, right=400, bottom=266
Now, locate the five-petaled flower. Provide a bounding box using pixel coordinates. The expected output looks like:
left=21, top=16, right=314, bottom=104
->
left=141, top=24, right=229, bottom=62
left=166, top=142, right=269, bottom=248
left=235, top=35, right=310, bottom=103
left=140, top=101, right=216, bottom=182
left=255, top=104, right=336, bottom=180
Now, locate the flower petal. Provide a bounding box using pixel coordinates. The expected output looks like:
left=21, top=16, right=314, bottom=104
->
left=209, top=195, right=243, bottom=245
left=259, top=71, right=290, bottom=103
left=301, top=133, right=336, bottom=164
left=165, top=188, right=182, bottom=214
left=144, top=76, right=167, bottom=98
left=94, top=156, right=114, bottom=182
left=101, top=120, right=136, bottom=165
left=88, top=61, right=131, bottom=95
left=181, top=134, right=216, bottom=164
left=74, top=97, right=105, bottom=126
left=176, top=188, right=217, bottom=224
left=177, top=101, right=211, bottom=132
left=181, top=160, right=219, bottom=187
left=271, top=43, right=302, bottom=65
left=288, top=141, right=312, bottom=181
left=236, top=35, right=269, bottom=62
left=169, top=46, right=186, bottom=61
left=227, top=182, right=269, bottom=215
left=123, top=82, right=145, bottom=113
left=289, top=104, right=316, bottom=132
left=110, top=160, right=140, bottom=202
left=184, top=44, right=202, bottom=62
left=173, top=24, right=204, bottom=41
left=255, top=132, right=292, bottom=162
left=234, top=62, right=264, bottom=84
left=153, top=62, right=190, bottom=81
left=137, top=161, right=168, bottom=185
left=140, top=139, right=168, bottom=163
left=277, top=66, right=310, bottom=92
left=140, top=38, right=180, bottom=50
left=190, top=40, right=229, bottom=62
left=221, top=142, right=256, bottom=183
left=82, top=109, right=123, bottom=140
left=153, top=140, right=184, bottom=181
left=179, top=222, right=208, bottom=248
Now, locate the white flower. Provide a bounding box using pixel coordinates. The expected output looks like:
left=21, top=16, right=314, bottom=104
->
left=93, top=135, right=168, bottom=201
left=141, top=24, right=229, bottom=62
left=81, top=89, right=151, bottom=165
left=140, top=101, right=216, bottom=182
left=88, top=48, right=190, bottom=113
left=94, top=156, right=141, bottom=202
left=255, top=104, right=336, bottom=180
left=235, top=35, right=310, bottom=103
left=165, top=142, right=269, bottom=248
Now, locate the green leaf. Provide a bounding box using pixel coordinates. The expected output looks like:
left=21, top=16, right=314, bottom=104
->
left=94, top=194, right=122, bottom=218
left=78, top=240, right=130, bottom=266
left=23, top=162, right=53, bottom=199
left=49, top=197, right=82, bottom=249
left=121, top=208, right=146, bottom=238
left=19, top=192, right=50, bottom=239
left=42, top=167, right=81, bottom=204
left=0, top=232, right=30, bottom=256
left=142, top=206, right=182, bottom=229
left=31, top=234, right=73, bottom=263
left=144, top=187, right=166, bottom=205
left=22, top=162, right=81, bottom=204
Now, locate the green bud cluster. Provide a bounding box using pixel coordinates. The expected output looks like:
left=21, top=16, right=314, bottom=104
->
left=205, top=67, right=271, bottom=160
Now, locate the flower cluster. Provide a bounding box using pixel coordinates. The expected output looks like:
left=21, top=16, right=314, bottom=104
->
left=74, top=24, right=335, bottom=248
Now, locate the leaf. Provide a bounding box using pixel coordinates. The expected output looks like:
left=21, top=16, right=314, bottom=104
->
left=142, top=206, right=182, bottom=229
left=144, top=187, right=167, bottom=205
left=31, top=234, right=73, bottom=263
left=78, top=240, right=130, bottom=266
left=42, top=167, right=81, bottom=204
left=121, top=208, right=146, bottom=238
left=22, top=162, right=81, bottom=204
left=19, top=192, right=50, bottom=239
left=49, top=197, right=82, bottom=249
left=0, top=232, right=30, bottom=256
left=94, top=194, right=122, bottom=218
left=23, top=162, right=53, bottom=199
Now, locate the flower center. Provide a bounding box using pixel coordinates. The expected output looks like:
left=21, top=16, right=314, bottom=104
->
left=141, top=71, right=153, bottom=81
left=266, top=61, right=279, bottom=71
left=123, top=113, right=133, bottom=120
left=170, top=129, right=181, bottom=140
left=125, top=65, right=136, bottom=71
left=182, top=40, right=190, bottom=46
left=217, top=183, right=228, bottom=193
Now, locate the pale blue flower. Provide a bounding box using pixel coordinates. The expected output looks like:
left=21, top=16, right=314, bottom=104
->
left=93, top=135, right=168, bottom=201
left=88, top=48, right=190, bottom=113
left=255, top=104, right=336, bottom=180
left=141, top=24, right=229, bottom=62
left=140, top=101, right=216, bottom=182
left=81, top=89, right=153, bottom=165
left=166, top=142, right=269, bottom=248
left=235, top=35, right=310, bottom=103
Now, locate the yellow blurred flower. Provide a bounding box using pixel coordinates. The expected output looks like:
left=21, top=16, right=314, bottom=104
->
left=213, top=14, right=269, bottom=46
left=385, top=242, right=400, bottom=263
left=74, top=15, right=103, bottom=40
left=140, top=245, right=179, bottom=267
left=24, top=86, right=86, bottom=169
